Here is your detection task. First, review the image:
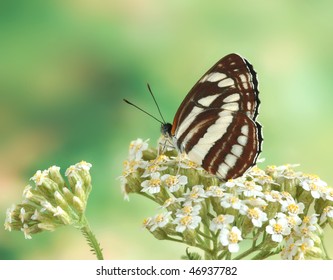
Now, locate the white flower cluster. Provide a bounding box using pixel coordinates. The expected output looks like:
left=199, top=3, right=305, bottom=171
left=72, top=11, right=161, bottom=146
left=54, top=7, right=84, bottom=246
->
left=4, top=161, right=92, bottom=239
left=120, top=139, right=333, bottom=260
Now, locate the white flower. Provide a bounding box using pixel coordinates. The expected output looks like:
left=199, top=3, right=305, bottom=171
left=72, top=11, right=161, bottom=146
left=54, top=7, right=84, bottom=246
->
left=220, top=193, right=242, bottom=210
left=183, top=185, right=207, bottom=203
left=219, top=226, right=243, bottom=253
left=264, top=190, right=282, bottom=203
left=121, top=159, right=147, bottom=180
left=174, top=215, right=201, bottom=232
left=294, top=237, right=315, bottom=260
left=280, top=200, right=304, bottom=216
left=176, top=204, right=201, bottom=217
left=174, top=153, right=203, bottom=170
left=295, top=214, right=318, bottom=237
left=129, top=138, right=149, bottom=161
left=149, top=212, right=172, bottom=232
left=239, top=180, right=263, bottom=197
left=159, top=197, right=185, bottom=209
left=224, top=178, right=245, bottom=189
left=30, top=170, right=48, bottom=186
left=141, top=172, right=162, bottom=194
left=209, top=214, right=234, bottom=231
left=322, top=187, right=333, bottom=201
left=141, top=155, right=170, bottom=177
left=266, top=216, right=291, bottom=242
left=205, top=185, right=225, bottom=198
left=281, top=237, right=298, bottom=260
left=21, top=224, right=32, bottom=240
left=240, top=206, right=268, bottom=227
left=161, top=174, right=188, bottom=192
left=301, top=181, right=322, bottom=199
left=284, top=214, right=302, bottom=229
left=271, top=164, right=301, bottom=179
left=320, top=206, right=333, bottom=223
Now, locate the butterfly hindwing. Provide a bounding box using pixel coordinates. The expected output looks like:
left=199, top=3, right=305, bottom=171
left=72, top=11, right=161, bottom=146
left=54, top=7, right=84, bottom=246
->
left=169, top=53, right=262, bottom=181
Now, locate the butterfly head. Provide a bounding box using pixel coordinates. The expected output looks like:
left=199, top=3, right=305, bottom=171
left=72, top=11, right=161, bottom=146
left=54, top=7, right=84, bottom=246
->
left=161, top=123, right=173, bottom=138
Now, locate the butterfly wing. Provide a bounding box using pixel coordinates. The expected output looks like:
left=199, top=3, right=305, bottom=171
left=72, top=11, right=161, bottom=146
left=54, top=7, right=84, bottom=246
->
left=171, top=53, right=263, bottom=180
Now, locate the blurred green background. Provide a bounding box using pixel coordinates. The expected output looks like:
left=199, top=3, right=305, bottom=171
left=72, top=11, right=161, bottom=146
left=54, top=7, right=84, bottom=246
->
left=1, top=0, right=333, bottom=259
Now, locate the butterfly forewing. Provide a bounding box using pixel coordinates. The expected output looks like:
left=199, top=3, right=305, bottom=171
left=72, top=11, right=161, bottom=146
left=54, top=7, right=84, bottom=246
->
left=170, top=53, right=262, bottom=181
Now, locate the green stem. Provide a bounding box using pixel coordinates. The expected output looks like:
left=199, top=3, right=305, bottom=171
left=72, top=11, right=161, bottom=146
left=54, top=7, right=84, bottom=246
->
left=80, top=215, right=104, bottom=260
left=233, top=240, right=263, bottom=260
left=320, top=236, right=331, bottom=260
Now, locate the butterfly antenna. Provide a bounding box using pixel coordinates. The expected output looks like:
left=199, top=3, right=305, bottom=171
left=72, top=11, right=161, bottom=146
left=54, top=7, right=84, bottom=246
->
left=123, top=98, right=164, bottom=125
left=147, top=83, right=166, bottom=124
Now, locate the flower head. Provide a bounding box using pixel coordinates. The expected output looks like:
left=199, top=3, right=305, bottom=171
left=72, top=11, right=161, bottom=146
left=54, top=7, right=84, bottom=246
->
left=120, top=138, right=332, bottom=260
left=4, top=162, right=93, bottom=239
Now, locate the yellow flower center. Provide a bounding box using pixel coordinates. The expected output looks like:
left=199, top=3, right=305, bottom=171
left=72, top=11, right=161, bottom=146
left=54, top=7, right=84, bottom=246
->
left=165, top=176, right=178, bottom=187
left=149, top=179, right=161, bottom=187
left=186, top=160, right=199, bottom=168
left=301, top=227, right=309, bottom=235
left=248, top=208, right=259, bottom=219
left=303, top=216, right=310, bottom=224
left=245, top=181, right=255, bottom=190
left=156, top=155, right=168, bottom=163
left=286, top=216, right=297, bottom=227
left=215, top=189, right=224, bottom=196
left=273, top=223, right=283, bottom=233
left=182, top=206, right=193, bottom=215
left=190, top=192, right=199, bottom=199
left=155, top=214, right=164, bottom=223
left=216, top=215, right=225, bottom=223
left=229, top=232, right=239, bottom=243
left=142, top=218, right=150, bottom=226
left=300, top=243, right=308, bottom=252
left=180, top=216, right=192, bottom=225
left=309, top=183, right=318, bottom=191
left=287, top=204, right=299, bottom=214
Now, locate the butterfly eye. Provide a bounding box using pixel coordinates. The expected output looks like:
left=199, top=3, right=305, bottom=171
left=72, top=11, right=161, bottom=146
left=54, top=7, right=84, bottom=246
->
left=161, top=123, right=173, bottom=138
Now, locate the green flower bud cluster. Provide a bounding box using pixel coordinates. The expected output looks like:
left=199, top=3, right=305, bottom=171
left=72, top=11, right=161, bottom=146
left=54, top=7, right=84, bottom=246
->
left=4, top=161, right=92, bottom=239
left=120, top=138, right=333, bottom=260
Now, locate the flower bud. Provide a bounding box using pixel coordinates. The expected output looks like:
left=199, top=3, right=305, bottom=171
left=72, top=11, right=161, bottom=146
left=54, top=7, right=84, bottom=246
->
left=150, top=228, right=168, bottom=240
left=54, top=191, right=70, bottom=212
left=53, top=206, right=72, bottom=225
left=48, top=166, right=65, bottom=189
left=38, top=222, right=56, bottom=231
left=306, top=246, right=324, bottom=259
left=75, top=161, right=92, bottom=190
left=72, top=196, right=85, bottom=214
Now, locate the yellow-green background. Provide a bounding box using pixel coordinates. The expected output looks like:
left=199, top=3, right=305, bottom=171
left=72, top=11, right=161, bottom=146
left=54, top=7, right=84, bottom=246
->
left=1, top=0, right=333, bottom=259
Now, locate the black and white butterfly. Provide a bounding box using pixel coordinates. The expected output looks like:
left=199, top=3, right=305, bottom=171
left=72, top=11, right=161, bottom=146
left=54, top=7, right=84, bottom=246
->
left=126, top=53, right=263, bottom=181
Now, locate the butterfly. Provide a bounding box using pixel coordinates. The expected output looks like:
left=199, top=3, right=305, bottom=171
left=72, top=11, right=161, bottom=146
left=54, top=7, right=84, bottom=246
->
left=125, top=53, right=263, bottom=181
left=161, top=53, right=263, bottom=181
